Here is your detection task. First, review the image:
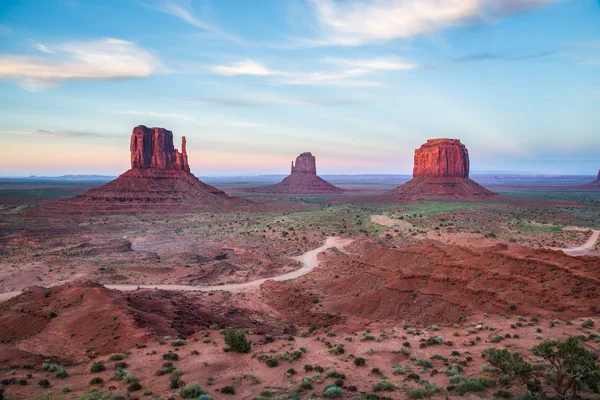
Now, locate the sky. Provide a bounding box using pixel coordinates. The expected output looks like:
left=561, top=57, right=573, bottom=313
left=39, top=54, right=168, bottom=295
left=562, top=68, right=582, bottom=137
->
left=0, top=0, right=599, bottom=176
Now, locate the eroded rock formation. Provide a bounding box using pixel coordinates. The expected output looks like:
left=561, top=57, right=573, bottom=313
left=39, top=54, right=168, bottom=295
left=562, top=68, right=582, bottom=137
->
left=130, top=126, right=189, bottom=171
left=413, top=139, right=469, bottom=178
left=393, top=138, right=497, bottom=199
left=248, top=152, right=343, bottom=194
left=44, top=125, right=247, bottom=213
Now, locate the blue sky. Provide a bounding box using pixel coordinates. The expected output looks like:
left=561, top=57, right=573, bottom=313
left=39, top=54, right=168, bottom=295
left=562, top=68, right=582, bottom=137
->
left=0, top=0, right=599, bottom=176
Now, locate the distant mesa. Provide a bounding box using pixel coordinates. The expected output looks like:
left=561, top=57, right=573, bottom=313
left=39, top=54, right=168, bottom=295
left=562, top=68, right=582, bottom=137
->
left=392, top=138, right=497, bottom=199
left=44, top=125, right=247, bottom=213
left=582, top=170, right=600, bottom=189
left=248, top=152, right=344, bottom=194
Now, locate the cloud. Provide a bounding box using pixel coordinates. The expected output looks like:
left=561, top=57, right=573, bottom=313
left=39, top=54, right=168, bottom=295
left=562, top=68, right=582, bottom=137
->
left=454, top=49, right=558, bottom=63
left=0, top=129, right=104, bottom=138
left=180, top=95, right=372, bottom=107
left=149, top=0, right=242, bottom=44
left=33, top=43, right=54, bottom=54
left=208, top=57, right=418, bottom=87
left=326, top=56, right=419, bottom=70
left=0, top=38, right=160, bottom=91
left=210, top=60, right=278, bottom=76
left=116, top=110, right=204, bottom=124
left=305, top=0, right=561, bottom=46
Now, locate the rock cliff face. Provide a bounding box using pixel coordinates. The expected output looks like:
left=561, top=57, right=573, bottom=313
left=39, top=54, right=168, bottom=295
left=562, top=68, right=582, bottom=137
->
left=46, top=126, right=247, bottom=213
left=291, top=152, right=317, bottom=175
left=248, top=152, right=343, bottom=194
left=393, top=138, right=496, bottom=199
left=130, top=125, right=189, bottom=172
left=413, top=139, right=469, bottom=178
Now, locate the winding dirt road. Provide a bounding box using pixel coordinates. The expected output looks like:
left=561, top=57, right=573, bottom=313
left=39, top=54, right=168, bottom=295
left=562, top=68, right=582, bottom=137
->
left=559, top=227, right=600, bottom=256
left=0, top=237, right=354, bottom=301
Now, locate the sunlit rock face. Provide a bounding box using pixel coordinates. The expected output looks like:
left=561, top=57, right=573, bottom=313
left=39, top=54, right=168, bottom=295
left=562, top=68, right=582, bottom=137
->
left=130, top=125, right=189, bottom=172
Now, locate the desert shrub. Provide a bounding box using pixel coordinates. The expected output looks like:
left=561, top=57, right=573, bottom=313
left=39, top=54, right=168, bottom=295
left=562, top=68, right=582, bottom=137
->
left=55, top=366, right=68, bottom=378
left=415, top=359, right=433, bottom=368
left=405, top=387, right=426, bottom=399
left=299, top=377, right=313, bottom=390
left=326, top=371, right=346, bottom=379
left=108, top=353, right=124, bottom=361
left=127, top=381, right=142, bottom=391
left=393, top=364, right=410, bottom=375
left=329, top=344, right=345, bottom=355
left=89, top=377, right=103, bottom=385
left=114, top=361, right=127, bottom=369
left=303, top=364, right=314, bottom=372
left=38, top=379, right=50, bottom=388
left=323, top=384, right=343, bottom=398
left=90, top=361, right=105, bottom=373
left=354, top=357, right=366, bottom=366
left=265, top=357, right=279, bottom=368
left=455, top=376, right=495, bottom=394
left=425, top=336, right=443, bottom=346
left=373, top=381, right=396, bottom=392
left=198, top=395, right=213, bottom=400
left=42, top=363, right=58, bottom=372
left=180, top=383, right=204, bottom=398
left=171, top=339, right=185, bottom=347
left=162, top=352, right=179, bottom=361
left=582, top=319, right=595, bottom=329
left=220, top=385, right=235, bottom=394
left=224, top=327, right=251, bottom=353
left=285, top=368, right=296, bottom=377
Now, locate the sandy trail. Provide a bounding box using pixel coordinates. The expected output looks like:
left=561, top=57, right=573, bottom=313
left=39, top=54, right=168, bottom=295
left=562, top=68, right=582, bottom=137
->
left=0, top=237, right=354, bottom=300
left=371, top=215, right=600, bottom=256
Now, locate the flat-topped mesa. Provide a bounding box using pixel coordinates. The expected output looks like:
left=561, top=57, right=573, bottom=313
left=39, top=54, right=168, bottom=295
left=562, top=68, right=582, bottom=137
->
left=130, top=125, right=190, bottom=172
left=413, top=138, right=469, bottom=178
left=291, top=152, right=317, bottom=175
left=392, top=138, right=496, bottom=199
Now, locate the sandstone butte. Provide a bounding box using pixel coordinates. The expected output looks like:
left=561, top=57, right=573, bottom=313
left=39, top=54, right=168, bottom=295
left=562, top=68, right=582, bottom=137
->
left=582, top=170, right=600, bottom=189
left=44, top=125, right=247, bottom=214
left=393, top=138, right=497, bottom=199
left=248, top=152, right=344, bottom=194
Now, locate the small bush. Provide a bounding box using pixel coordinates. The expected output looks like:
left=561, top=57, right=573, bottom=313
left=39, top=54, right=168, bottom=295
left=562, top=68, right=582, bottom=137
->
left=180, top=383, right=204, bottom=398
left=171, top=339, right=185, bottom=347
left=373, top=381, right=396, bottom=392
left=354, top=357, right=366, bottom=366
left=224, top=327, right=251, bottom=353
left=162, top=352, right=179, bottom=361
left=582, top=319, right=595, bottom=329
left=455, top=376, right=496, bottom=394
left=323, top=384, right=343, bottom=398
left=38, top=379, right=51, bottom=388
left=55, top=366, right=68, bottom=378
left=265, top=357, right=279, bottom=368
left=89, top=377, right=103, bottom=385
left=220, top=385, right=236, bottom=394
left=128, top=381, right=142, bottom=391
left=415, top=359, right=433, bottom=368
left=108, top=353, right=124, bottom=361
left=90, top=361, right=105, bottom=373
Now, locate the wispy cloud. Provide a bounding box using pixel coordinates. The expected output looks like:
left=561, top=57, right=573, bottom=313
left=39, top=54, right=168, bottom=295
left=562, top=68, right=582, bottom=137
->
left=454, top=49, right=559, bottom=63
left=0, top=129, right=105, bottom=138
left=210, top=60, right=278, bottom=76
left=148, top=0, right=242, bottom=44
left=207, top=57, right=418, bottom=88
left=116, top=110, right=204, bottom=124
left=180, top=95, right=372, bottom=107
left=304, top=0, right=562, bottom=46
left=33, top=42, right=54, bottom=54
left=326, top=56, right=419, bottom=70
left=0, top=38, right=161, bottom=91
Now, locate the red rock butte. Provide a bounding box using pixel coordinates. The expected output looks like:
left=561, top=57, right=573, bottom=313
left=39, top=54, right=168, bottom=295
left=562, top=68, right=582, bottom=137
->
left=393, top=138, right=497, bottom=199
left=43, top=125, right=247, bottom=214
left=248, top=152, right=344, bottom=194
left=582, top=170, right=600, bottom=189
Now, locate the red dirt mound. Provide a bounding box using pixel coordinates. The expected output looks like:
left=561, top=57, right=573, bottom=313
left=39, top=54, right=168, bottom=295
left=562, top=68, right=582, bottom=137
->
left=263, top=241, right=599, bottom=327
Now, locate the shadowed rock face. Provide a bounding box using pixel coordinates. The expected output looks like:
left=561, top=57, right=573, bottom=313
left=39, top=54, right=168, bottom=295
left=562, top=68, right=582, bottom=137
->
left=130, top=125, right=189, bottom=172
left=393, top=138, right=496, bottom=199
left=582, top=170, right=600, bottom=189
left=413, top=138, right=469, bottom=178
left=291, top=152, right=317, bottom=174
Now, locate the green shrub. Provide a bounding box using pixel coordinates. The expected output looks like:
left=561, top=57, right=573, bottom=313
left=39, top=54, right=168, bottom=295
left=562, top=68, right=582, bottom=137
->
left=127, top=381, right=142, bottom=391
left=220, top=385, right=235, bottom=394
left=108, top=353, right=124, bottom=361
left=180, top=383, right=204, bottom=398
left=198, top=395, right=213, bottom=400
left=415, top=359, right=433, bottom=368
left=171, top=339, right=185, bottom=347
left=455, top=376, right=495, bottom=394
left=224, top=327, right=251, bottom=353
left=38, top=378, right=50, bottom=388
left=90, top=361, right=105, bottom=373
left=323, top=384, right=343, bottom=398
left=55, top=366, right=68, bottom=378
left=265, top=357, right=278, bottom=368
left=354, top=357, right=366, bottom=366
left=162, top=352, right=179, bottom=361
left=42, top=363, right=58, bottom=372
left=329, top=344, right=345, bottom=355
left=405, top=387, right=426, bottom=399
left=373, top=381, right=396, bottom=392
left=89, top=377, right=103, bottom=385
